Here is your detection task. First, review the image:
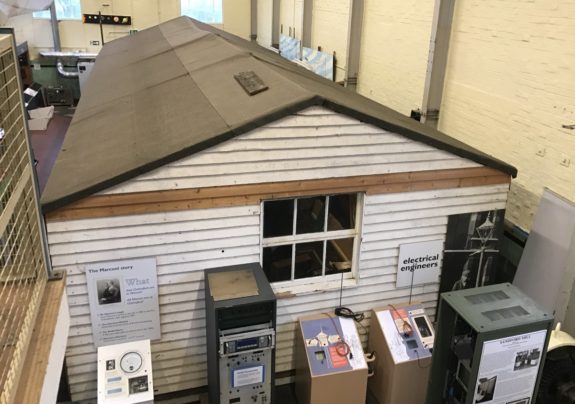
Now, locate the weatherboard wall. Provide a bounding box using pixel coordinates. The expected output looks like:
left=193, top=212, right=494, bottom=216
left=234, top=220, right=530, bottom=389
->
left=45, top=107, right=509, bottom=401
left=101, top=107, right=482, bottom=194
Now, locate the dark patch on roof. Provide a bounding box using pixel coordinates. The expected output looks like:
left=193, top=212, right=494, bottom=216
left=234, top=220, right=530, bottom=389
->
left=41, top=17, right=516, bottom=213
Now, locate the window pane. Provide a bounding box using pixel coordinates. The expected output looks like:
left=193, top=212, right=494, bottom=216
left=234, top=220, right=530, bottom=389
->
left=294, top=241, right=323, bottom=279
left=263, top=245, right=292, bottom=282
left=33, top=0, right=81, bottom=19
left=325, top=238, right=354, bottom=275
left=328, top=194, right=356, bottom=230
left=56, top=0, right=81, bottom=19
left=181, top=0, right=223, bottom=23
left=33, top=10, right=50, bottom=18
left=263, top=199, right=293, bottom=238
left=296, top=196, right=325, bottom=234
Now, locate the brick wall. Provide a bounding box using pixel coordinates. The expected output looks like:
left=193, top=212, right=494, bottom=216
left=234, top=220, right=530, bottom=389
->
left=439, top=0, right=575, bottom=229
left=310, top=0, right=351, bottom=82
left=279, top=0, right=303, bottom=39
left=356, top=0, right=434, bottom=116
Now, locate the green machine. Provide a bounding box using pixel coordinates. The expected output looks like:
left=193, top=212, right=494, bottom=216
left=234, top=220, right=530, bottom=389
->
left=426, top=283, right=553, bottom=404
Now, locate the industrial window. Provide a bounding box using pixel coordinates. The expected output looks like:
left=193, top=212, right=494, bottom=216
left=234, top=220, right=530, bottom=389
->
left=181, top=0, right=223, bottom=24
left=32, top=0, right=81, bottom=19
left=261, top=194, right=362, bottom=286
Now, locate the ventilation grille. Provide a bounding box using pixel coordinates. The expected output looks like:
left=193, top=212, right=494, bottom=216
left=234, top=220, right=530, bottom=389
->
left=482, top=305, right=529, bottom=322
left=465, top=290, right=509, bottom=305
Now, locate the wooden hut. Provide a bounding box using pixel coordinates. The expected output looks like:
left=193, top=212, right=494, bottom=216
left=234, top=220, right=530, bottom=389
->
left=41, top=17, right=516, bottom=401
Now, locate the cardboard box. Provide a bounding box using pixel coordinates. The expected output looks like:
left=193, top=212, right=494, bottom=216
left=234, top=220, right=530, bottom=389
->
left=28, top=106, right=54, bottom=131
left=295, top=313, right=368, bottom=404
left=367, top=303, right=433, bottom=404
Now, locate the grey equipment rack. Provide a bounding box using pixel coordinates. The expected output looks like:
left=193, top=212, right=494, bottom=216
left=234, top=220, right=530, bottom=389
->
left=205, top=263, right=277, bottom=404
left=426, top=283, right=553, bottom=404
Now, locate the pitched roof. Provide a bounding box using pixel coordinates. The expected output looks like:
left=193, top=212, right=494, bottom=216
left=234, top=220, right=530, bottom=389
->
left=41, top=17, right=516, bottom=212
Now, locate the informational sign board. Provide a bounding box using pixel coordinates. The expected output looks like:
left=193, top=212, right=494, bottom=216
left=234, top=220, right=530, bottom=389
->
left=396, top=240, right=443, bottom=288
left=279, top=34, right=301, bottom=61
left=301, top=47, right=334, bottom=81
left=474, top=330, right=547, bottom=403
left=86, top=258, right=161, bottom=347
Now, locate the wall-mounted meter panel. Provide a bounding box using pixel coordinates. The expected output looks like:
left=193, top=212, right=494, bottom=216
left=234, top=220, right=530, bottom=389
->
left=97, top=339, right=153, bottom=404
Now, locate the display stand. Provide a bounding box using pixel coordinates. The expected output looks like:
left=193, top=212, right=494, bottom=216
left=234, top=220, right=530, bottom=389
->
left=295, top=313, right=368, bottom=404
left=426, top=283, right=553, bottom=404
left=97, top=339, right=153, bottom=404
left=367, top=302, right=434, bottom=404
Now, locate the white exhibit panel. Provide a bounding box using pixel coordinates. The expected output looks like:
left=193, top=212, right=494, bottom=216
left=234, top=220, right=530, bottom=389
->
left=514, top=189, right=575, bottom=326
left=97, top=339, right=154, bottom=404
left=86, top=258, right=161, bottom=347
left=396, top=239, right=443, bottom=288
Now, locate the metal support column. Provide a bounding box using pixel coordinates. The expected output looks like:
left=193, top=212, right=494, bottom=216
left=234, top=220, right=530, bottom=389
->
left=420, top=0, right=456, bottom=128
left=302, top=0, right=313, bottom=48
left=272, top=0, right=281, bottom=47
left=251, top=0, right=258, bottom=41
left=345, top=0, right=364, bottom=90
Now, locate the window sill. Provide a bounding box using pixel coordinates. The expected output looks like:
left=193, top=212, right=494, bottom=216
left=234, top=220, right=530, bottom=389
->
left=272, top=277, right=358, bottom=299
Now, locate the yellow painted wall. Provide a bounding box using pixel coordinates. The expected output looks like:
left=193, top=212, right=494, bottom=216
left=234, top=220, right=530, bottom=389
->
left=4, top=0, right=249, bottom=57
left=310, top=0, right=350, bottom=82
left=356, top=0, right=434, bottom=116
left=279, top=0, right=303, bottom=39
left=257, top=0, right=273, bottom=47
left=439, top=0, right=575, bottom=230
left=222, top=0, right=251, bottom=39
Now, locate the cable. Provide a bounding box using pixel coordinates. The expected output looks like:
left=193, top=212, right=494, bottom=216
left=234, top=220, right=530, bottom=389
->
left=388, top=304, right=413, bottom=337
left=414, top=349, right=431, bottom=369
left=335, top=307, right=364, bottom=322
left=334, top=306, right=368, bottom=336
left=322, top=312, right=352, bottom=359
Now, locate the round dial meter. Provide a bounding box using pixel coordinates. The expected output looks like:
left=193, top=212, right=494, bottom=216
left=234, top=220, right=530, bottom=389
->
left=120, top=351, right=143, bottom=374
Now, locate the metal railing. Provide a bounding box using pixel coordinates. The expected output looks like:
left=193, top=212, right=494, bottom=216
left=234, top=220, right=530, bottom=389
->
left=0, top=34, right=49, bottom=404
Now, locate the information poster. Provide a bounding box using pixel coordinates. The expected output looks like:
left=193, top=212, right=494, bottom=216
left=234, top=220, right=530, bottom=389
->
left=86, top=258, right=161, bottom=347
left=474, top=330, right=547, bottom=404
left=396, top=240, right=443, bottom=288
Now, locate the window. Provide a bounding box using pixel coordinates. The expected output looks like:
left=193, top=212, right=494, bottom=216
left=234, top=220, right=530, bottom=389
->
left=181, top=0, right=222, bottom=24
left=261, top=194, right=362, bottom=285
left=33, top=0, right=81, bottom=19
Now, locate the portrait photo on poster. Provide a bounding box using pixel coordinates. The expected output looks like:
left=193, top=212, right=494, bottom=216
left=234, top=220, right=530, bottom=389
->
left=96, top=278, right=122, bottom=305
left=439, top=209, right=505, bottom=296
left=475, top=375, right=497, bottom=403
left=440, top=251, right=499, bottom=294
left=444, top=210, right=505, bottom=251
left=506, top=398, right=529, bottom=404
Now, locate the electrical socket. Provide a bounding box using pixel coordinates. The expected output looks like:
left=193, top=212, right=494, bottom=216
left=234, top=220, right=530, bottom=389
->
left=90, top=40, right=100, bottom=46
left=560, top=155, right=571, bottom=167
left=536, top=147, right=546, bottom=157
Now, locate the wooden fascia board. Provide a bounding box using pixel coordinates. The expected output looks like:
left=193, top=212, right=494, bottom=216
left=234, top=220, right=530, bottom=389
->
left=45, top=167, right=510, bottom=222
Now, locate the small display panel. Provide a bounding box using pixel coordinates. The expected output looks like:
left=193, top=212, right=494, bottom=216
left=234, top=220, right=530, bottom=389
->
left=315, top=351, right=326, bottom=361
left=232, top=366, right=265, bottom=387
left=414, top=316, right=432, bottom=338
left=237, top=337, right=259, bottom=351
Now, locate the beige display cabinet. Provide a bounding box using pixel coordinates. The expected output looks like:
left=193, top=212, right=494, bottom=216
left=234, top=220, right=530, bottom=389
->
left=367, top=302, right=434, bottom=404
left=295, top=313, right=368, bottom=404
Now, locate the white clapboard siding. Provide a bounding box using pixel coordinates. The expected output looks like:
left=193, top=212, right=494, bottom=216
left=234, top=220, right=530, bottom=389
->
left=47, top=180, right=508, bottom=401
left=101, top=106, right=481, bottom=194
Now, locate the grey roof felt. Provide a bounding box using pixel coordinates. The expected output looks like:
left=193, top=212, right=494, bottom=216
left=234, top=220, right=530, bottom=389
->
left=41, top=16, right=516, bottom=212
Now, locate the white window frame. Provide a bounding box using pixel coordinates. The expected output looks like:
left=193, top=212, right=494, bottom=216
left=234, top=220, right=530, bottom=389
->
left=32, top=0, right=82, bottom=20
left=180, top=0, right=223, bottom=24
left=260, top=193, right=364, bottom=294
